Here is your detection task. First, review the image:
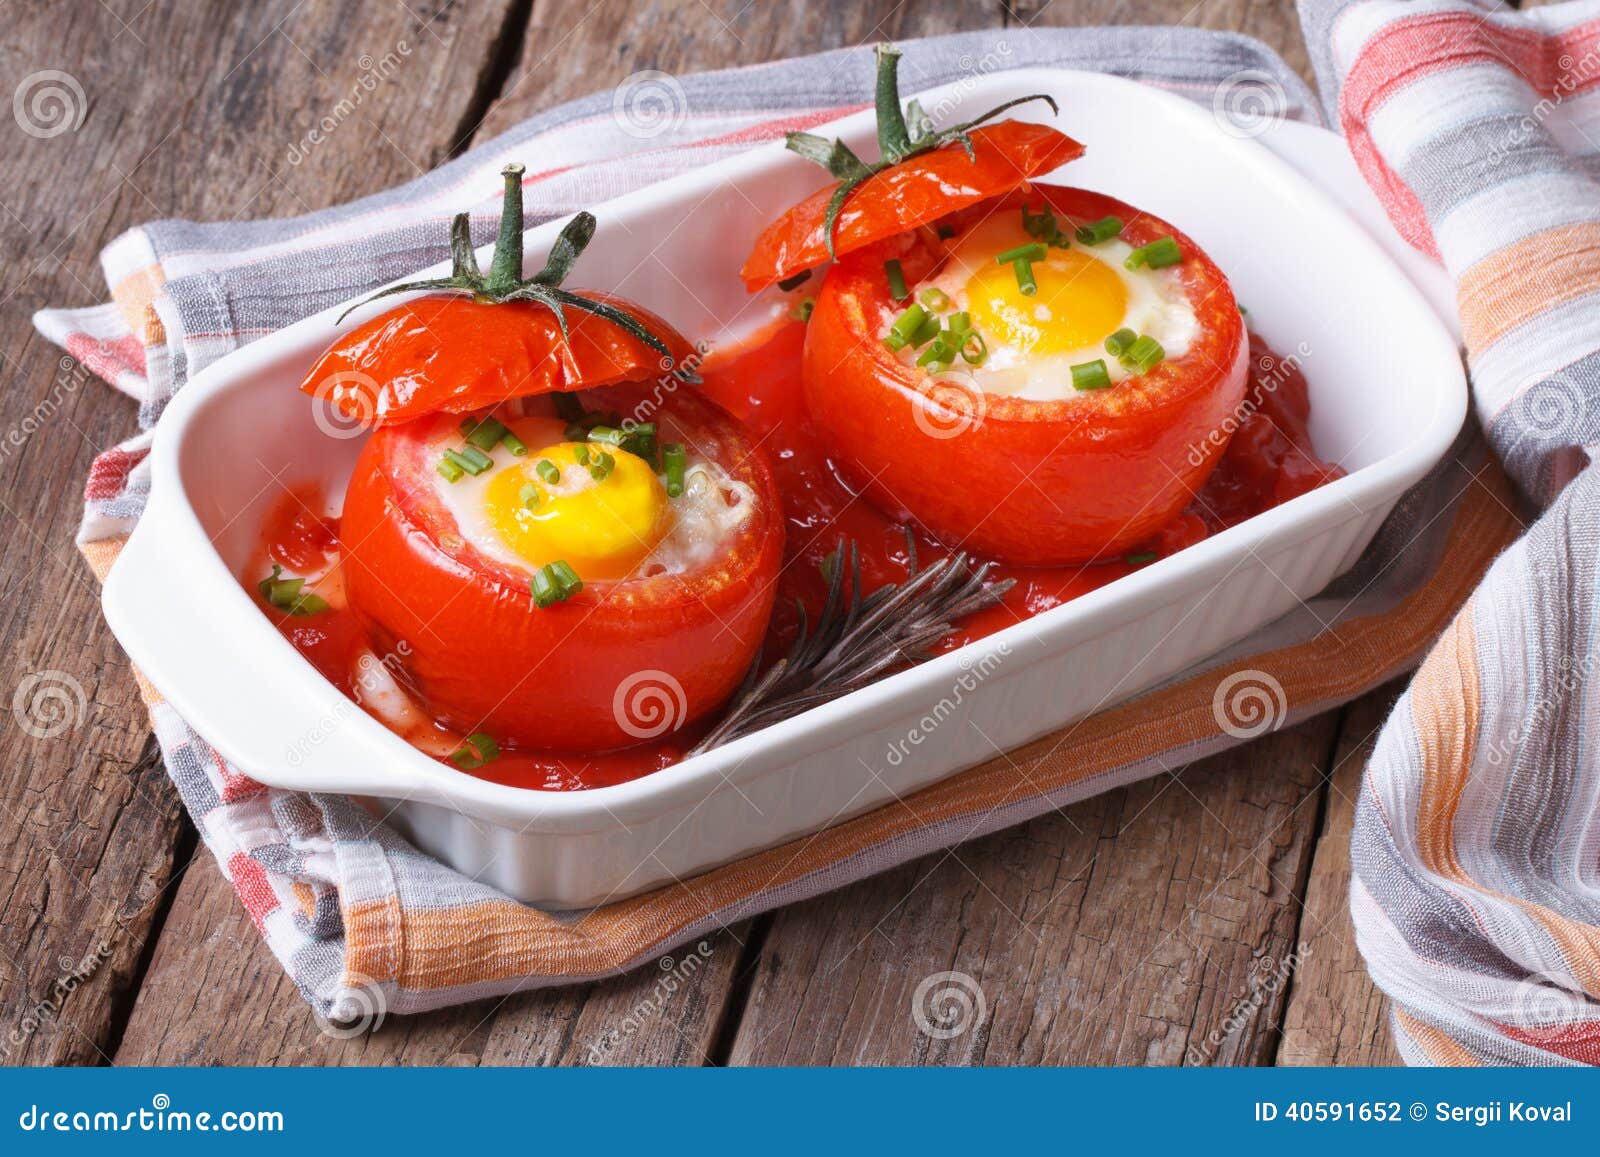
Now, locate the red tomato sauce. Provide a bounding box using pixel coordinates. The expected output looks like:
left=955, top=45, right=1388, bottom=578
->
left=258, top=320, right=1341, bottom=791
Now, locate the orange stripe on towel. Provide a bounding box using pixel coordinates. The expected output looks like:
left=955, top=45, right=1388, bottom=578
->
left=1396, top=1008, right=1482, bottom=1066
left=1459, top=222, right=1600, bottom=354
left=1408, top=601, right=1480, bottom=882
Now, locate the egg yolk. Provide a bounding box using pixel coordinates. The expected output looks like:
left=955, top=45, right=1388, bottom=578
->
left=965, top=249, right=1128, bottom=355
left=484, top=442, right=671, bottom=580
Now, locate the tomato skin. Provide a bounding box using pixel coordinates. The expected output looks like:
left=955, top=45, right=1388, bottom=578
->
left=801, top=188, right=1249, bottom=566
left=301, top=293, right=696, bottom=428
left=740, top=121, right=1084, bottom=291
left=339, top=384, right=784, bottom=752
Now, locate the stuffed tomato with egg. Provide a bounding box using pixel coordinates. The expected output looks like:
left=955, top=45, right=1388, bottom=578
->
left=743, top=46, right=1248, bottom=566
left=304, top=165, right=783, bottom=754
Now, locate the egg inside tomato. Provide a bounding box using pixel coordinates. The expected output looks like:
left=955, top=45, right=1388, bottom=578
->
left=339, top=383, right=784, bottom=753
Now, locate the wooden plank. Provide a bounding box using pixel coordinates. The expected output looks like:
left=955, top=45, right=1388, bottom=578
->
left=1276, top=684, right=1405, bottom=1066
left=728, top=717, right=1338, bottom=1065
left=0, top=0, right=522, bottom=1065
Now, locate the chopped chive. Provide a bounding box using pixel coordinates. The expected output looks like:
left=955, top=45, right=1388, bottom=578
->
left=437, top=455, right=464, bottom=483
left=450, top=731, right=500, bottom=770
left=883, top=304, right=929, bottom=352
left=948, top=310, right=972, bottom=335
left=588, top=450, right=615, bottom=481
left=791, top=297, right=815, bottom=323
left=1125, top=551, right=1159, bottom=566
left=1126, top=235, right=1183, bottom=270
left=500, top=429, right=528, bottom=456
left=884, top=259, right=909, bottom=303
left=996, top=242, right=1048, bottom=265
left=519, top=482, right=540, bottom=510
left=548, top=560, right=582, bottom=597
left=1104, top=328, right=1137, bottom=357
left=585, top=426, right=625, bottom=449
left=916, top=336, right=954, bottom=369
left=552, top=392, right=585, bottom=422
left=1012, top=258, right=1037, bottom=297
left=257, top=564, right=283, bottom=599
left=1238, top=303, right=1249, bottom=315
left=530, top=566, right=560, bottom=608
left=267, top=576, right=305, bottom=605
left=458, top=417, right=479, bottom=437
left=662, top=443, right=686, bottom=497
left=1022, top=204, right=1053, bottom=238
left=1075, top=216, right=1124, bottom=245
left=910, top=313, right=941, bottom=349
left=457, top=445, right=493, bottom=473
left=535, top=458, right=561, bottom=484
left=575, top=443, right=590, bottom=466
left=1120, top=335, right=1166, bottom=373
left=287, top=592, right=330, bottom=616
left=960, top=329, right=988, bottom=366
left=465, top=416, right=508, bottom=451
left=1071, top=359, right=1112, bottom=391
left=777, top=270, right=812, bottom=292
left=918, top=287, right=950, bottom=311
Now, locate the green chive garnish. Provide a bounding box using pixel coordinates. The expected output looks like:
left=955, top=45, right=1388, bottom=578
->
left=1075, top=216, right=1123, bottom=245
left=458, top=417, right=479, bottom=437
left=465, top=416, right=508, bottom=452
left=791, top=297, right=815, bottom=323
left=777, top=270, right=811, bottom=292
left=549, top=560, right=582, bottom=596
left=257, top=565, right=327, bottom=615
left=996, top=242, right=1048, bottom=265
left=960, top=330, right=988, bottom=366
left=918, top=287, right=950, bottom=311
left=588, top=450, right=615, bottom=481
left=662, top=443, right=687, bottom=497
left=948, top=310, right=972, bottom=335
left=500, top=429, right=528, bottom=456
left=1071, top=359, right=1112, bottom=391
left=287, top=593, right=330, bottom=616
left=536, top=459, right=561, bottom=484
left=437, top=456, right=464, bottom=483
left=1104, top=328, right=1137, bottom=357
left=1120, top=335, right=1166, bottom=373
left=916, top=336, right=955, bottom=370
left=885, top=259, right=909, bottom=302
left=884, top=304, right=928, bottom=352
left=530, top=566, right=559, bottom=607
left=444, top=448, right=491, bottom=477
left=575, top=443, right=591, bottom=466
left=910, top=313, right=941, bottom=348
left=520, top=482, right=541, bottom=509
left=1126, top=235, right=1183, bottom=270
left=451, top=731, right=500, bottom=770
left=1013, top=258, right=1037, bottom=297
left=1125, top=552, right=1158, bottom=566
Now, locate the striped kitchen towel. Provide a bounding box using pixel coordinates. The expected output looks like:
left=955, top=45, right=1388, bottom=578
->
left=1302, top=0, right=1600, bottom=1065
left=34, top=26, right=1523, bottom=1036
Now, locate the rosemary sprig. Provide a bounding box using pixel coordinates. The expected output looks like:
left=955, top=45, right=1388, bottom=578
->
left=785, top=44, right=1059, bottom=258
left=337, top=164, right=673, bottom=359
left=687, top=532, right=1015, bottom=756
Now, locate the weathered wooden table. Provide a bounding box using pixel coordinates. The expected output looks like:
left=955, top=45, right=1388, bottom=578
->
left=1, top=0, right=1406, bottom=1066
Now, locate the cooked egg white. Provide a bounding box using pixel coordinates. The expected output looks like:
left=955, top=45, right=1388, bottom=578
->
left=430, top=413, right=756, bottom=582
left=895, top=214, right=1198, bottom=399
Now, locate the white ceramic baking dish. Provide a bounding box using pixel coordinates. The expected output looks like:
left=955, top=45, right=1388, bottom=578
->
left=102, top=70, right=1465, bottom=908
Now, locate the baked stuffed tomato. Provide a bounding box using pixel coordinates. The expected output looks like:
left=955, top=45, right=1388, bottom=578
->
left=303, top=165, right=783, bottom=754
left=742, top=46, right=1247, bottom=565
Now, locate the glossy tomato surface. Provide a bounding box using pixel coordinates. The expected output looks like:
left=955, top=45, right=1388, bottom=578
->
left=802, top=187, right=1249, bottom=566
left=339, top=382, right=784, bottom=753
left=301, top=292, right=696, bottom=428
left=740, top=121, right=1084, bottom=291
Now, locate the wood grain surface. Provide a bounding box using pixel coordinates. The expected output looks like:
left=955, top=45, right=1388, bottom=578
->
left=1, top=0, right=1416, bottom=1066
